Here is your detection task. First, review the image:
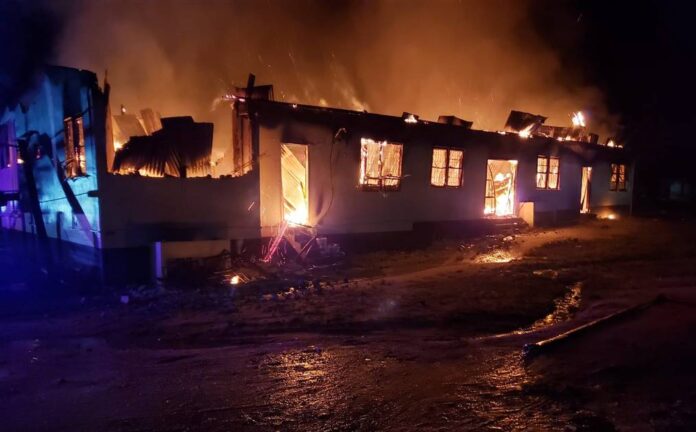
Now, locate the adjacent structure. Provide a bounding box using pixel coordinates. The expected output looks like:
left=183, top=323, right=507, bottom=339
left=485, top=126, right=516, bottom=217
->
left=0, top=66, right=633, bottom=282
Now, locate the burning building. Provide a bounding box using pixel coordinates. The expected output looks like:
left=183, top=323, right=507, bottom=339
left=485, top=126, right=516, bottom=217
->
left=0, top=66, right=633, bottom=282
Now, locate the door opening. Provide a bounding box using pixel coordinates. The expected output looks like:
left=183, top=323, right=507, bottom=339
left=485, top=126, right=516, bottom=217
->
left=281, top=144, right=309, bottom=225
left=580, top=166, right=592, bottom=214
left=484, top=159, right=518, bottom=217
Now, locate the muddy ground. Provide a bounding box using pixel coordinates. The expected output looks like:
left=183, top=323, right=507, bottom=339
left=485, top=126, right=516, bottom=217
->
left=1, top=217, right=696, bottom=431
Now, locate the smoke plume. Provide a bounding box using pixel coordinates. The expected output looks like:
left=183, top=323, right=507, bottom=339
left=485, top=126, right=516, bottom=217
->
left=52, top=0, right=614, bottom=151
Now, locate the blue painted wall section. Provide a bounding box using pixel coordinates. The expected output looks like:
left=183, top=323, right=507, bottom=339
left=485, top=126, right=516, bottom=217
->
left=0, top=66, right=105, bottom=248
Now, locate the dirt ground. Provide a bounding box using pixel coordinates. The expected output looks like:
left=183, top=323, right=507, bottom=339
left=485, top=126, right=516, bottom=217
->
left=2, top=217, right=696, bottom=431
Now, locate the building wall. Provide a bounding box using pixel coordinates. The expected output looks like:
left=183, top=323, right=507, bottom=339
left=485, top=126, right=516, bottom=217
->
left=590, top=159, right=633, bottom=214
left=1, top=68, right=103, bottom=247
left=257, top=116, right=602, bottom=234
left=0, top=123, right=19, bottom=193
left=258, top=125, right=283, bottom=235
left=0, top=122, right=21, bottom=230
left=98, top=172, right=261, bottom=249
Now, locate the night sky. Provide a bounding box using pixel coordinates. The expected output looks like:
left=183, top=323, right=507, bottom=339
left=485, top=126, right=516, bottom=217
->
left=533, top=1, right=696, bottom=201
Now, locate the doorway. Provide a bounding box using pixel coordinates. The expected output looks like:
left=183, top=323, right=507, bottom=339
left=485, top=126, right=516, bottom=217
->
left=484, top=159, right=518, bottom=217
left=580, top=166, right=592, bottom=213
left=280, top=144, right=309, bottom=225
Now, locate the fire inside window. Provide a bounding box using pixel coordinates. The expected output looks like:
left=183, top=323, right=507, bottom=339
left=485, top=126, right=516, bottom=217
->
left=431, top=148, right=464, bottom=187
left=64, top=116, right=86, bottom=178
left=610, top=163, right=627, bottom=191
left=536, top=156, right=560, bottom=190
left=359, top=138, right=403, bottom=190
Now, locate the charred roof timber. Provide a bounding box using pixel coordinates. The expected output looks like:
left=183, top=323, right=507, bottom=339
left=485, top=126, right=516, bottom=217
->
left=112, top=116, right=213, bottom=178
left=504, top=110, right=547, bottom=134
left=437, top=115, right=473, bottom=129
left=223, top=74, right=620, bottom=151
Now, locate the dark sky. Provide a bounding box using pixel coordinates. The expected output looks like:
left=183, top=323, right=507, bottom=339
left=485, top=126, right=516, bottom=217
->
left=0, top=0, right=60, bottom=112
left=534, top=1, right=696, bottom=149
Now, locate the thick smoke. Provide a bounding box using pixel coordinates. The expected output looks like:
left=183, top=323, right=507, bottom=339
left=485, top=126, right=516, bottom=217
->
left=53, top=0, right=614, bottom=152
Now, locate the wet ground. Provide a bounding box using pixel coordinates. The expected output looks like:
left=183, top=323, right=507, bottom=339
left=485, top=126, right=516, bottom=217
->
left=2, top=218, right=696, bottom=431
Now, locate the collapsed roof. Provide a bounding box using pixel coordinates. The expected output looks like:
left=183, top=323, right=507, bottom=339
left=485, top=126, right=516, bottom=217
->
left=112, top=116, right=213, bottom=178
left=504, top=110, right=547, bottom=134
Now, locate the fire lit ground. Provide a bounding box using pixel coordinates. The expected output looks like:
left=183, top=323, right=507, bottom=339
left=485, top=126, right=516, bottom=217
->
left=2, top=217, right=696, bottom=431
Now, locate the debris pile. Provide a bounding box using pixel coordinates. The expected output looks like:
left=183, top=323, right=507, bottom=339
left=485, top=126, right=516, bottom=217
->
left=163, top=231, right=346, bottom=300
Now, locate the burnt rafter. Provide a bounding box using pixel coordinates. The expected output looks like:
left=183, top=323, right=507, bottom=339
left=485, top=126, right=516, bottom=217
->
left=112, top=116, right=213, bottom=178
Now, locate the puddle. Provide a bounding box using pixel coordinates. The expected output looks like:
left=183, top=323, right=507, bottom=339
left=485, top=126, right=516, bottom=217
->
left=481, top=282, right=583, bottom=340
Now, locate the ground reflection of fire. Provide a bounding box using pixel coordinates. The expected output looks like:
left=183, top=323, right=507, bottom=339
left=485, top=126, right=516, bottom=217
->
left=475, top=249, right=516, bottom=263
left=261, top=347, right=338, bottom=424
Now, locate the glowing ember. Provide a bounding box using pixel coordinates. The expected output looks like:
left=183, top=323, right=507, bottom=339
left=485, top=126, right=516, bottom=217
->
left=404, top=114, right=418, bottom=124
left=137, top=167, right=164, bottom=177
left=262, top=221, right=289, bottom=263
left=475, top=249, right=515, bottom=263
left=571, top=111, right=586, bottom=127
left=230, top=275, right=240, bottom=285
left=607, top=139, right=616, bottom=147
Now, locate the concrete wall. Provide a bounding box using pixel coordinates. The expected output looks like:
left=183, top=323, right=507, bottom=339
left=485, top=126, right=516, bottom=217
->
left=99, top=172, right=261, bottom=249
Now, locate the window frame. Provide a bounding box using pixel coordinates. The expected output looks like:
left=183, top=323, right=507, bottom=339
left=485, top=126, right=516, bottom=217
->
left=359, top=138, right=403, bottom=191
left=64, top=116, right=87, bottom=179
left=536, top=155, right=560, bottom=190
left=430, top=147, right=464, bottom=188
left=610, top=163, right=628, bottom=191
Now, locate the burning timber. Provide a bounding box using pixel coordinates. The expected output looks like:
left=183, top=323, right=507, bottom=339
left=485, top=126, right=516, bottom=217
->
left=0, top=66, right=632, bottom=283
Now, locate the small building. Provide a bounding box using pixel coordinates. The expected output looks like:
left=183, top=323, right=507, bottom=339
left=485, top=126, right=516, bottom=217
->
left=0, top=66, right=633, bottom=282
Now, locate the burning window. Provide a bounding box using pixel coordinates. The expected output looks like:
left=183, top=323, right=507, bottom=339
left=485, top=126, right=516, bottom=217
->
left=63, top=116, right=86, bottom=178
left=610, top=163, right=627, bottom=191
left=281, top=144, right=309, bottom=225
left=485, top=160, right=518, bottom=217
left=359, top=138, right=403, bottom=190
left=536, top=156, right=560, bottom=189
left=431, top=148, right=463, bottom=187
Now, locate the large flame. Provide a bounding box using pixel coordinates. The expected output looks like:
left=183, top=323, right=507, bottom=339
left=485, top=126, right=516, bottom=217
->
left=518, top=124, right=534, bottom=139
left=484, top=160, right=517, bottom=217
left=571, top=111, right=586, bottom=127
left=284, top=206, right=309, bottom=225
